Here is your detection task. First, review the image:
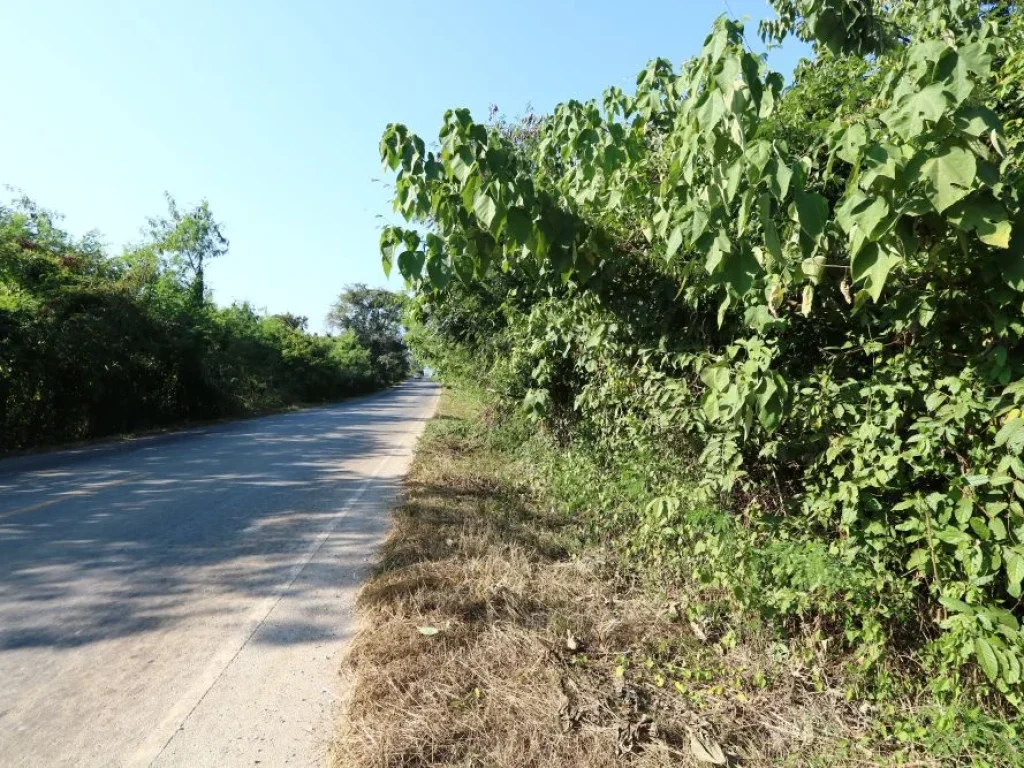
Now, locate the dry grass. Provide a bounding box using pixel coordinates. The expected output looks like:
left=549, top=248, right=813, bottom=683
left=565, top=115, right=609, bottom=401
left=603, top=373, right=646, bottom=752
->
left=332, top=390, right=901, bottom=767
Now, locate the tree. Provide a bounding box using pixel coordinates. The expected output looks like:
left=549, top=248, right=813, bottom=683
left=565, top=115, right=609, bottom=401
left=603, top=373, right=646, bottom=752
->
left=147, top=193, right=228, bottom=306
left=1, top=192, right=382, bottom=451
left=327, top=284, right=410, bottom=384
left=271, top=312, right=309, bottom=331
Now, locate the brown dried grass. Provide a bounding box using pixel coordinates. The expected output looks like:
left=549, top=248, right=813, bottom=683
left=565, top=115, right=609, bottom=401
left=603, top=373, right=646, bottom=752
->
left=332, top=391, right=897, bottom=768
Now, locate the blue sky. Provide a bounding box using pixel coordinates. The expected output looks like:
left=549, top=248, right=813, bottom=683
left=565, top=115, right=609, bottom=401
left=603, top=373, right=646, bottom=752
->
left=0, top=1, right=804, bottom=330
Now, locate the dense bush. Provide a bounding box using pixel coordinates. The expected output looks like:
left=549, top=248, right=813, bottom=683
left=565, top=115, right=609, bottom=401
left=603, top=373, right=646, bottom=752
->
left=0, top=196, right=396, bottom=451
left=379, top=0, right=1024, bottom=715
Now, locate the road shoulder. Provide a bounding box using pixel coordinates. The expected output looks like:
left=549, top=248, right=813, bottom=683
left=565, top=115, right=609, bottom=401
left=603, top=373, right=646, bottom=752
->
left=332, top=386, right=906, bottom=767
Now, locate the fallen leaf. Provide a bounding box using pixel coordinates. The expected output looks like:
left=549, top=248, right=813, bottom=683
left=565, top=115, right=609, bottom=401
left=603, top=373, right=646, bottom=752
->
left=689, top=620, right=708, bottom=642
left=689, top=730, right=727, bottom=764
left=840, top=277, right=852, bottom=304
left=417, top=626, right=440, bottom=636
left=616, top=716, right=653, bottom=756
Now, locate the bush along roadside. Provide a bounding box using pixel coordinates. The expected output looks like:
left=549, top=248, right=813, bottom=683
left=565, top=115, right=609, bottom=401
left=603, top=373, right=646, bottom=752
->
left=337, top=385, right=1018, bottom=767
left=374, top=0, right=1024, bottom=748
left=1, top=195, right=411, bottom=452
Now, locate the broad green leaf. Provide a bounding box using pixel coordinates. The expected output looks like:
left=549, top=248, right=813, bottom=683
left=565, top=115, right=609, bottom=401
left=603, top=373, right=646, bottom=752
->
left=724, top=159, right=743, bottom=204
left=955, top=105, right=1000, bottom=138
left=884, top=83, right=948, bottom=140
left=505, top=207, right=532, bottom=245
left=380, top=229, right=400, bottom=278
left=949, top=195, right=1012, bottom=249
left=473, top=189, right=498, bottom=229
left=666, top=226, right=684, bottom=259
left=1007, top=549, right=1024, bottom=599
left=859, top=143, right=898, bottom=190
left=970, top=517, right=991, bottom=540
left=996, top=417, right=1024, bottom=454
left=935, top=527, right=972, bottom=546
left=850, top=244, right=899, bottom=302
left=744, top=305, right=782, bottom=332
left=425, top=255, right=450, bottom=289
left=700, top=364, right=729, bottom=391
left=452, top=252, right=476, bottom=283
left=705, top=228, right=731, bottom=275
left=449, top=146, right=474, bottom=183
left=955, top=497, right=974, bottom=525
left=397, top=250, right=424, bottom=281
left=835, top=191, right=866, bottom=234
left=737, top=188, right=754, bottom=235
left=906, top=548, right=930, bottom=571
left=958, top=40, right=993, bottom=78
left=759, top=194, right=783, bottom=264
left=744, top=140, right=772, bottom=180
left=855, top=197, right=889, bottom=239
left=795, top=190, right=828, bottom=238
left=918, top=144, right=977, bottom=213
left=755, top=375, right=787, bottom=433
left=836, top=123, right=867, bottom=165
left=690, top=208, right=710, bottom=243
left=974, top=637, right=999, bottom=682
left=696, top=90, right=726, bottom=131
left=719, top=245, right=761, bottom=295
left=461, top=174, right=481, bottom=213
left=768, top=158, right=793, bottom=201
left=1005, top=650, right=1022, bottom=685
left=939, top=596, right=972, bottom=614
left=836, top=193, right=889, bottom=241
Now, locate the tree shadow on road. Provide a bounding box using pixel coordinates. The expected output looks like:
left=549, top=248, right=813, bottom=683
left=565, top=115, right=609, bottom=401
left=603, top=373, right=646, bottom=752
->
left=0, top=382, right=440, bottom=652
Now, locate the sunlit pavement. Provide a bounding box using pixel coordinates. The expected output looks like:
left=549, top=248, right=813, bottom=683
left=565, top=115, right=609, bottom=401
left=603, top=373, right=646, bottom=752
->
left=0, top=379, right=440, bottom=767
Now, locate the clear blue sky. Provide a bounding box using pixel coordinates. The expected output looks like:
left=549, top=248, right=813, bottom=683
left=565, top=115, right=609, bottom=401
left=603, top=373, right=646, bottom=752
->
left=0, top=0, right=804, bottom=331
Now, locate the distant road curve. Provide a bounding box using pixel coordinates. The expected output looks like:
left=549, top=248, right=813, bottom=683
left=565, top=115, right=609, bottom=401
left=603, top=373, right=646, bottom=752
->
left=0, top=379, right=440, bottom=767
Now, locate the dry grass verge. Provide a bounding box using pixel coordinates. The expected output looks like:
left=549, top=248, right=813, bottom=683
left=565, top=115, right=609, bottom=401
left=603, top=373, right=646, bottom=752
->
left=333, top=389, right=910, bottom=767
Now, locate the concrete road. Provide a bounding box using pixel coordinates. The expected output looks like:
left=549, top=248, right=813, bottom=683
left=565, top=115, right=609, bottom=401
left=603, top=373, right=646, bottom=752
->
left=0, top=379, right=440, bottom=767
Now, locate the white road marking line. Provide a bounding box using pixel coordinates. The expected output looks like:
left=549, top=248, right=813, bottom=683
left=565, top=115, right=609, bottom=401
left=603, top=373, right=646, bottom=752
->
left=128, top=452, right=395, bottom=768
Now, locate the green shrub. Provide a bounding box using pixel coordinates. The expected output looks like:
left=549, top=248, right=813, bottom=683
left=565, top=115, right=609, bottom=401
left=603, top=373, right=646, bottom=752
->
left=0, top=197, right=380, bottom=450
left=378, top=0, right=1024, bottom=713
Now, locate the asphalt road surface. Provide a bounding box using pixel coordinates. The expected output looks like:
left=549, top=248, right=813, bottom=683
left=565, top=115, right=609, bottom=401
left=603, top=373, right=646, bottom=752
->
left=0, top=379, right=440, bottom=767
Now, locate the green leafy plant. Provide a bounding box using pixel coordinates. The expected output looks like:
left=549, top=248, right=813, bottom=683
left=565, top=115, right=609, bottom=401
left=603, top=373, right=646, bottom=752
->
left=378, top=0, right=1024, bottom=718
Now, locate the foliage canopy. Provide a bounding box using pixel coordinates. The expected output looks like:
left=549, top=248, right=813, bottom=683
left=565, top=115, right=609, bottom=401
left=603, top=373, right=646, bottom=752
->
left=378, top=0, right=1024, bottom=720
left=0, top=195, right=407, bottom=451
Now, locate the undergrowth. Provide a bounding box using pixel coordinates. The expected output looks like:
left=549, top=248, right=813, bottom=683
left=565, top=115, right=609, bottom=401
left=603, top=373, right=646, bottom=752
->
left=335, top=385, right=1019, bottom=767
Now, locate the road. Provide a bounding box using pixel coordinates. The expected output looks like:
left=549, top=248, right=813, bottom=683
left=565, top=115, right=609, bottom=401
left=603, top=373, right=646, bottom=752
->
left=0, top=379, right=440, bottom=767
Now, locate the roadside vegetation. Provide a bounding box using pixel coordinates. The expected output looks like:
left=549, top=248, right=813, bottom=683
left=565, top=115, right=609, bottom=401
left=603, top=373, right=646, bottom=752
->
left=345, top=0, right=1024, bottom=764
left=338, top=385, right=1016, bottom=766
left=0, top=194, right=410, bottom=452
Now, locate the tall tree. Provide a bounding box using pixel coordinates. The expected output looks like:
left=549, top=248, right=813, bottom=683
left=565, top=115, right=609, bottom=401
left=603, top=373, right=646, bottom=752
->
left=147, top=193, right=228, bottom=306
left=327, top=284, right=410, bottom=384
